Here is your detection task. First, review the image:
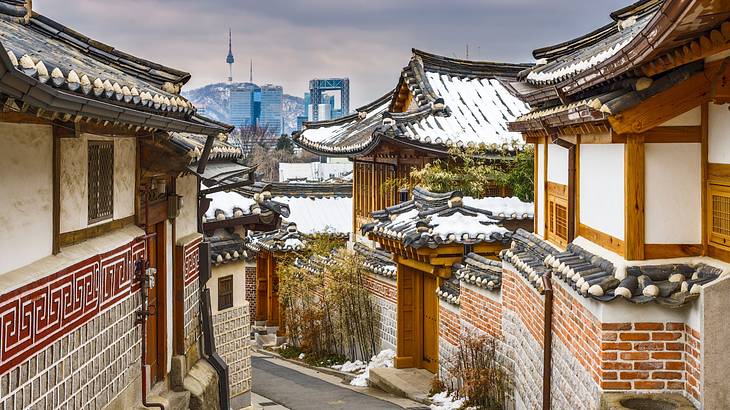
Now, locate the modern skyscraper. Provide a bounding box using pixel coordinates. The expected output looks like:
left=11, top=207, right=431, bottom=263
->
left=260, top=84, right=283, bottom=135
left=226, top=29, right=234, bottom=82
left=308, top=78, right=349, bottom=122
left=229, top=83, right=258, bottom=127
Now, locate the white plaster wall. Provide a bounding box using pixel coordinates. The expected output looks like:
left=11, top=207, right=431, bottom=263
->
left=708, top=103, right=730, bottom=164
left=0, top=123, right=53, bottom=274
left=547, top=143, right=568, bottom=185
left=113, top=138, right=135, bottom=221
left=660, top=106, right=701, bottom=126
left=579, top=144, right=624, bottom=240
left=60, top=134, right=136, bottom=233
left=536, top=143, right=545, bottom=237
left=645, top=143, right=701, bottom=244
left=176, top=174, right=199, bottom=238
left=208, top=261, right=249, bottom=315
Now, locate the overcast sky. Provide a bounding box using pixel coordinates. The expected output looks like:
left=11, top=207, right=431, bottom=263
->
left=35, top=0, right=628, bottom=107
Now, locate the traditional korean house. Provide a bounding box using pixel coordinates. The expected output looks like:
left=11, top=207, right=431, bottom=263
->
left=363, top=188, right=533, bottom=373
left=498, top=0, right=730, bottom=408
left=0, top=1, right=244, bottom=409
left=294, top=49, right=532, bottom=233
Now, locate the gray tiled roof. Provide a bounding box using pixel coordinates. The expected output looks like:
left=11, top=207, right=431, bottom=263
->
left=0, top=1, right=231, bottom=134
left=353, top=243, right=396, bottom=279
left=209, top=233, right=250, bottom=265
left=454, top=253, right=503, bottom=291
left=437, top=277, right=460, bottom=306
left=245, top=223, right=307, bottom=253
left=363, top=187, right=532, bottom=249
left=502, top=229, right=723, bottom=308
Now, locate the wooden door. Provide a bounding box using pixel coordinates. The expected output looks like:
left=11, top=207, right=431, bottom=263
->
left=146, top=221, right=166, bottom=381
left=256, top=253, right=268, bottom=322
left=267, top=256, right=279, bottom=327
left=422, top=274, right=439, bottom=373
left=396, top=265, right=418, bottom=368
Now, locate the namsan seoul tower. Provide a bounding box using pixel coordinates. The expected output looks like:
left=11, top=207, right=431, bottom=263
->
left=226, top=28, right=234, bottom=82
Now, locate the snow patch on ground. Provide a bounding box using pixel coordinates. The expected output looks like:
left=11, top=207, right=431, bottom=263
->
left=349, top=349, right=395, bottom=387
left=332, top=360, right=366, bottom=373
left=429, top=391, right=466, bottom=410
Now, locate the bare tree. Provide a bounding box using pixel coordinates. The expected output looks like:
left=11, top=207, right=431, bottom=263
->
left=236, top=124, right=279, bottom=158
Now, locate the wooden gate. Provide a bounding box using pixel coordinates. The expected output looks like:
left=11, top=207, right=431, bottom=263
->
left=256, top=253, right=269, bottom=322
left=422, top=274, right=439, bottom=373
left=395, top=264, right=439, bottom=373
left=146, top=221, right=166, bottom=382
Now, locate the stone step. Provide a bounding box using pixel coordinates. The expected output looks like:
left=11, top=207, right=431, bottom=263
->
left=254, top=320, right=267, bottom=327
left=369, top=367, right=433, bottom=404
left=255, top=333, right=279, bottom=348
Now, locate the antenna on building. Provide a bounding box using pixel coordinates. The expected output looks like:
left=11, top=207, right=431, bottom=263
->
left=226, top=28, right=234, bottom=82
left=250, top=59, right=253, bottom=83
left=466, top=44, right=469, bottom=60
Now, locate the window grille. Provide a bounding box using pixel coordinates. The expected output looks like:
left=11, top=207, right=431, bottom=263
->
left=218, top=275, right=234, bottom=311
left=709, top=184, right=730, bottom=248
left=88, top=141, right=114, bottom=224
left=546, top=182, right=569, bottom=247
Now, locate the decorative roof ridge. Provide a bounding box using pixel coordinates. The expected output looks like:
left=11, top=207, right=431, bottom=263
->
left=295, top=89, right=393, bottom=133
left=30, top=12, right=191, bottom=88
left=531, top=0, right=662, bottom=61
left=412, top=48, right=532, bottom=79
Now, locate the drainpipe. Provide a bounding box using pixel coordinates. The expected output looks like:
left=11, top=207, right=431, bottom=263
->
left=136, top=185, right=166, bottom=410
left=542, top=272, right=554, bottom=410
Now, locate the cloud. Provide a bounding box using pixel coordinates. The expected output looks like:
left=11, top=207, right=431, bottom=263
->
left=33, top=0, right=629, bottom=107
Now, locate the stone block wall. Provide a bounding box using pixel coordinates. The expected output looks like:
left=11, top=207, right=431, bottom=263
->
left=0, top=237, right=146, bottom=409
left=363, top=273, right=397, bottom=352
left=213, top=303, right=251, bottom=400
left=244, top=266, right=256, bottom=325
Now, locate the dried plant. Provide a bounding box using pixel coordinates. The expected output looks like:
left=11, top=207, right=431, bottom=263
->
left=278, top=238, right=381, bottom=362
left=446, top=331, right=511, bottom=409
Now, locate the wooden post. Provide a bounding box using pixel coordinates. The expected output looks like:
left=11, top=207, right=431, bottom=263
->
left=52, top=122, right=61, bottom=254
left=196, top=134, right=216, bottom=174
left=625, top=135, right=645, bottom=260
left=701, top=102, right=709, bottom=255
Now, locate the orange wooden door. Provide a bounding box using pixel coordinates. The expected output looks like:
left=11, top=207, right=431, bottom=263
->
left=268, top=256, right=279, bottom=326
left=256, top=253, right=268, bottom=322
left=146, top=222, right=166, bottom=381
left=422, top=274, right=438, bottom=373
left=396, top=265, right=418, bottom=368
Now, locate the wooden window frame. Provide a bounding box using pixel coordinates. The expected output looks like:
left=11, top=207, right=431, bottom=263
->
left=546, top=182, right=569, bottom=248
left=88, top=140, right=114, bottom=224
left=218, top=275, right=234, bottom=311
left=707, top=182, right=730, bottom=251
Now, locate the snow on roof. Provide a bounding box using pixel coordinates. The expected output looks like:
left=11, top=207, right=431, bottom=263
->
left=205, top=191, right=256, bottom=219
left=273, top=196, right=352, bottom=234
left=413, top=72, right=528, bottom=148
left=463, top=196, right=534, bottom=219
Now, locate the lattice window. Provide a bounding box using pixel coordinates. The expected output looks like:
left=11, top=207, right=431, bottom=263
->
left=88, top=141, right=114, bottom=224
left=218, top=275, right=234, bottom=311
left=709, top=184, right=730, bottom=248
left=546, top=182, right=569, bottom=247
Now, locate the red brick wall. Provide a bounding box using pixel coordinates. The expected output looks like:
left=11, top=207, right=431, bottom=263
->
left=502, top=266, right=700, bottom=404
left=553, top=282, right=602, bottom=384
left=245, top=266, right=256, bottom=325
left=459, top=285, right=502, bottom=338
left=502, top=268, right=545, bottom=345
left=439, top=303, right=460, bottom=346
left=599, top=322, right=697, bottom=400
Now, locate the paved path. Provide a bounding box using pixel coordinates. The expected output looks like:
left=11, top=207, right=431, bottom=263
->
left=251, top=353, right=424, bottom=410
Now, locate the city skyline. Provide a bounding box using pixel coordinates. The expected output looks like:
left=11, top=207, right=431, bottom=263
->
left=35, top=0, right=629, bottom=108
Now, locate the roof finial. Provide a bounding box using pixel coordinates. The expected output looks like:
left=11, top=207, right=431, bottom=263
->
left=226, top=28, right=234, bottom=82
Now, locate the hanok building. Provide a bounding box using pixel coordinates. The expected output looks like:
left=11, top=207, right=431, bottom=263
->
left=294, top=49, right=532, bottom=232
left=501, top=0, right=730, bottom=408
left=0, top=1, right=244, bottom=409
left=363, top=188, right=533, bottom=374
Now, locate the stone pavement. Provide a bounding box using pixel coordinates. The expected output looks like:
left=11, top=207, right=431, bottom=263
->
left=251, top=351, right=427, bottom=409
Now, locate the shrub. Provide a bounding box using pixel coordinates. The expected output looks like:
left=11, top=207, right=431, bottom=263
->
left=446, top=332, right=511, bottom=409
